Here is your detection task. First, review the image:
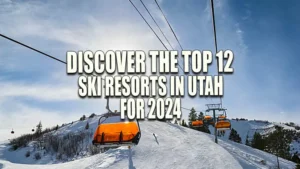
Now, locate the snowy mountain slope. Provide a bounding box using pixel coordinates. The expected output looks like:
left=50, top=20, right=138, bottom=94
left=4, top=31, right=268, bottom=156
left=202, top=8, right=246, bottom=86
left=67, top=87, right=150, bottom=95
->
left=208, top=119, right=300, bottom=159
left=0, top=117, right=297, bottom=169
left=273, top=122, right=300, bottom=132
left=218, top=138, right=296, bottom=169
left=0, top=120, right=243, bottom=169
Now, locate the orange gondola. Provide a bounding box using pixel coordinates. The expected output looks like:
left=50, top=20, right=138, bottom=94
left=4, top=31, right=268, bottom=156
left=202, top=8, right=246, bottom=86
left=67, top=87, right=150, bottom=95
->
left=92, top=112, right=141, bottom=148
left=215, top=120, right=231, bottom=130
left=191, top=120, right=204, bottom=127
left=204, top=115, right=214, bottom=124
left=204, top=115, right=212, bottom=121
left=218, top=115, right=226, bottom=120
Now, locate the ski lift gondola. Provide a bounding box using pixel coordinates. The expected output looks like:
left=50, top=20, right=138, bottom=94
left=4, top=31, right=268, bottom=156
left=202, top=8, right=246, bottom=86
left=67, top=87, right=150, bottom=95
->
left=215, top=120, right=231, bottom=130
left=32, top=128, right=35, bottom=132
left=204, top=114, right=213, bottom=125
left=92, top=111, right=141, bottom=148
left=11, top=129, right=14, bottom=134
left=191, top=120, right=204, bottom=128
left=218, top=115, right=226, bottom=120
left=215, top=109, right=231, bottom=130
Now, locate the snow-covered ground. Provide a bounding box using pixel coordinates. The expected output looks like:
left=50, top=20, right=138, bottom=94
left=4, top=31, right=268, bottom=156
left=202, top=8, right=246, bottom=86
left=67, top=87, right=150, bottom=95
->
left=209, top=119, right=300, bottom=159
left=0, top=118, right=297, bottom=169
left=218, top=138, right=295, bottom=169
left=0, top=120, right=242, bottom=169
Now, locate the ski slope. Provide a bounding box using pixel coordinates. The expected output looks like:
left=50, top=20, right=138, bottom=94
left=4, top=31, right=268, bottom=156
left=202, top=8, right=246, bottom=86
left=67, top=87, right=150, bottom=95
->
left=218, top=138, right=296, bottom=168
left=0, top=118, right=297, bottom=169
left=0, top=120, right=242, bottom=169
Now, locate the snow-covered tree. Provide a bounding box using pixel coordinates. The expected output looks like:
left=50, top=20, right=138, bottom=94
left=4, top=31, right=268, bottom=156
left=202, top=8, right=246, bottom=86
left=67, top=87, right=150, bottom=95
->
left=36, top=121, right=42, bottom=136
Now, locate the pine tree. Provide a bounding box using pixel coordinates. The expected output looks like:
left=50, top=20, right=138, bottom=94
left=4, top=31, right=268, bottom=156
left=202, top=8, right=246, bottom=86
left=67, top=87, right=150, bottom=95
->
left=36, top=121, right=42, bottom=136
left=245, top=134, right=250, bottom=146
left=251, top=132, right=265, bottom=150
left=198, top=112, right=204, bottom=120
left=174, top=120, right=178, bottom=124
left=181, top=119, right=188, bottom=127
left=80, top=115, right=86, bottom=121
left=188, top=108, right=197, bottom=127
left=264, top=126, right=292, bottom=160
left=229, top=128, right=242, bottom=143
left=198, top=124, right=211, bottom=134
left=85, top=122, right=89, bottom=130
left=291, top=153, right=300, bottom=164
left=89, top=113, right=96, bottom=118
left=55, top=125, right=59, bottom=130
left=296, top=164, right=300, bottom=169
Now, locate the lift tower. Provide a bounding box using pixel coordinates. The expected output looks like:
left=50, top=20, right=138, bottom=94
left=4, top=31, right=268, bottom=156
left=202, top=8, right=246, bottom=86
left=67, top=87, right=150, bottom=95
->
left=205, top=104, right=227, bottom=144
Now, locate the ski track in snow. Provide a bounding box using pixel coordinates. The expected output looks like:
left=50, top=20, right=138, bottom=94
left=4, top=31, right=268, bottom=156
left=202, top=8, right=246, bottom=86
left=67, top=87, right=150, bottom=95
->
left=218, top=139, right=295, bottom=169
left=0, top=118, right=297, bottom=169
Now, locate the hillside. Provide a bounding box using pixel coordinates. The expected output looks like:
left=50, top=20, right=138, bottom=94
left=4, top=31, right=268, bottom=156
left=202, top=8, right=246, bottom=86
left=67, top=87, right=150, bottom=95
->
left=208, top=119, right=276, bottom=144
left=208, top=119, right=300, bottom=158
left=0, top=116, right=297, bottom=169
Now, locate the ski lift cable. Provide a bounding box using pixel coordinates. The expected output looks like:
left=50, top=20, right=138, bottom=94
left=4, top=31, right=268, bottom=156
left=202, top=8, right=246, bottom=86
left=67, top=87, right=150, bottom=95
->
left=139, top=0, right=174, bottom=50
left=153, top=0, right=190, bottom=71
left=129, top=0, right=215, bottom=108
left=129, top=0, right=168, bottom=50
left=0, top=34, right=66, bottom=64
left=139, top=0, right=190, bottom=74
left=154, top=0, right=183, bottom=51
left=129, top=0, right=184, bottom=118
left=0, top=34, right=105, bottom=81
left=153, top=0, right=215, bottom=105
left=181, top=106, right=205, bottom=113
left=139, top=0, right=211, bottom=104
left=209, top=0, right=222, bottom=107
left=1, top=2, right=215, bottom=121
left=128, top=0, right=185, bottom=73
left=1, top=32, right=200, bottom=120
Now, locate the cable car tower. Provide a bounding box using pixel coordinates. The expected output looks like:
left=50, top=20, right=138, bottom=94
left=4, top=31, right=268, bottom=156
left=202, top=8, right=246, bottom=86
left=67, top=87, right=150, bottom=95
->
left=205, top=104, right=231, bottom=144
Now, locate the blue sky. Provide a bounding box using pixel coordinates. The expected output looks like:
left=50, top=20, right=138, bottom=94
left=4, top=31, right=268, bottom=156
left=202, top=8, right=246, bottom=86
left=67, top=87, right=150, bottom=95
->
left=0, top=0, right=299, bottom=140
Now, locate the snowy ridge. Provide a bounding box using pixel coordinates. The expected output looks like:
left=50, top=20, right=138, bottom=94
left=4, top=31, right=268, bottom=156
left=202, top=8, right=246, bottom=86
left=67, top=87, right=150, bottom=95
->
left=0, top=117, right=297, bottom=169
left=273, top=122, right=300, bottom=132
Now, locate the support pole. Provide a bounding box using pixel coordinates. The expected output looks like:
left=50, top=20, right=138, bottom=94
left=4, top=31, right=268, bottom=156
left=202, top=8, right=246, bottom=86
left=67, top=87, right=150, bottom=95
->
left=277, top=155, right=280, bottom=169
left=213, top=109, right=218, bottom=144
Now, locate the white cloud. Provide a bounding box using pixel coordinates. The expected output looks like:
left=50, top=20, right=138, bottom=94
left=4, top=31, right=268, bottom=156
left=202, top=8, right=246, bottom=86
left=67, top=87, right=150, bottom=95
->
left=0, top=81, right=78, bottom=102
left=0, top=0, right=174, bottom=135
left=0, top=100, right=76, bottom=141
